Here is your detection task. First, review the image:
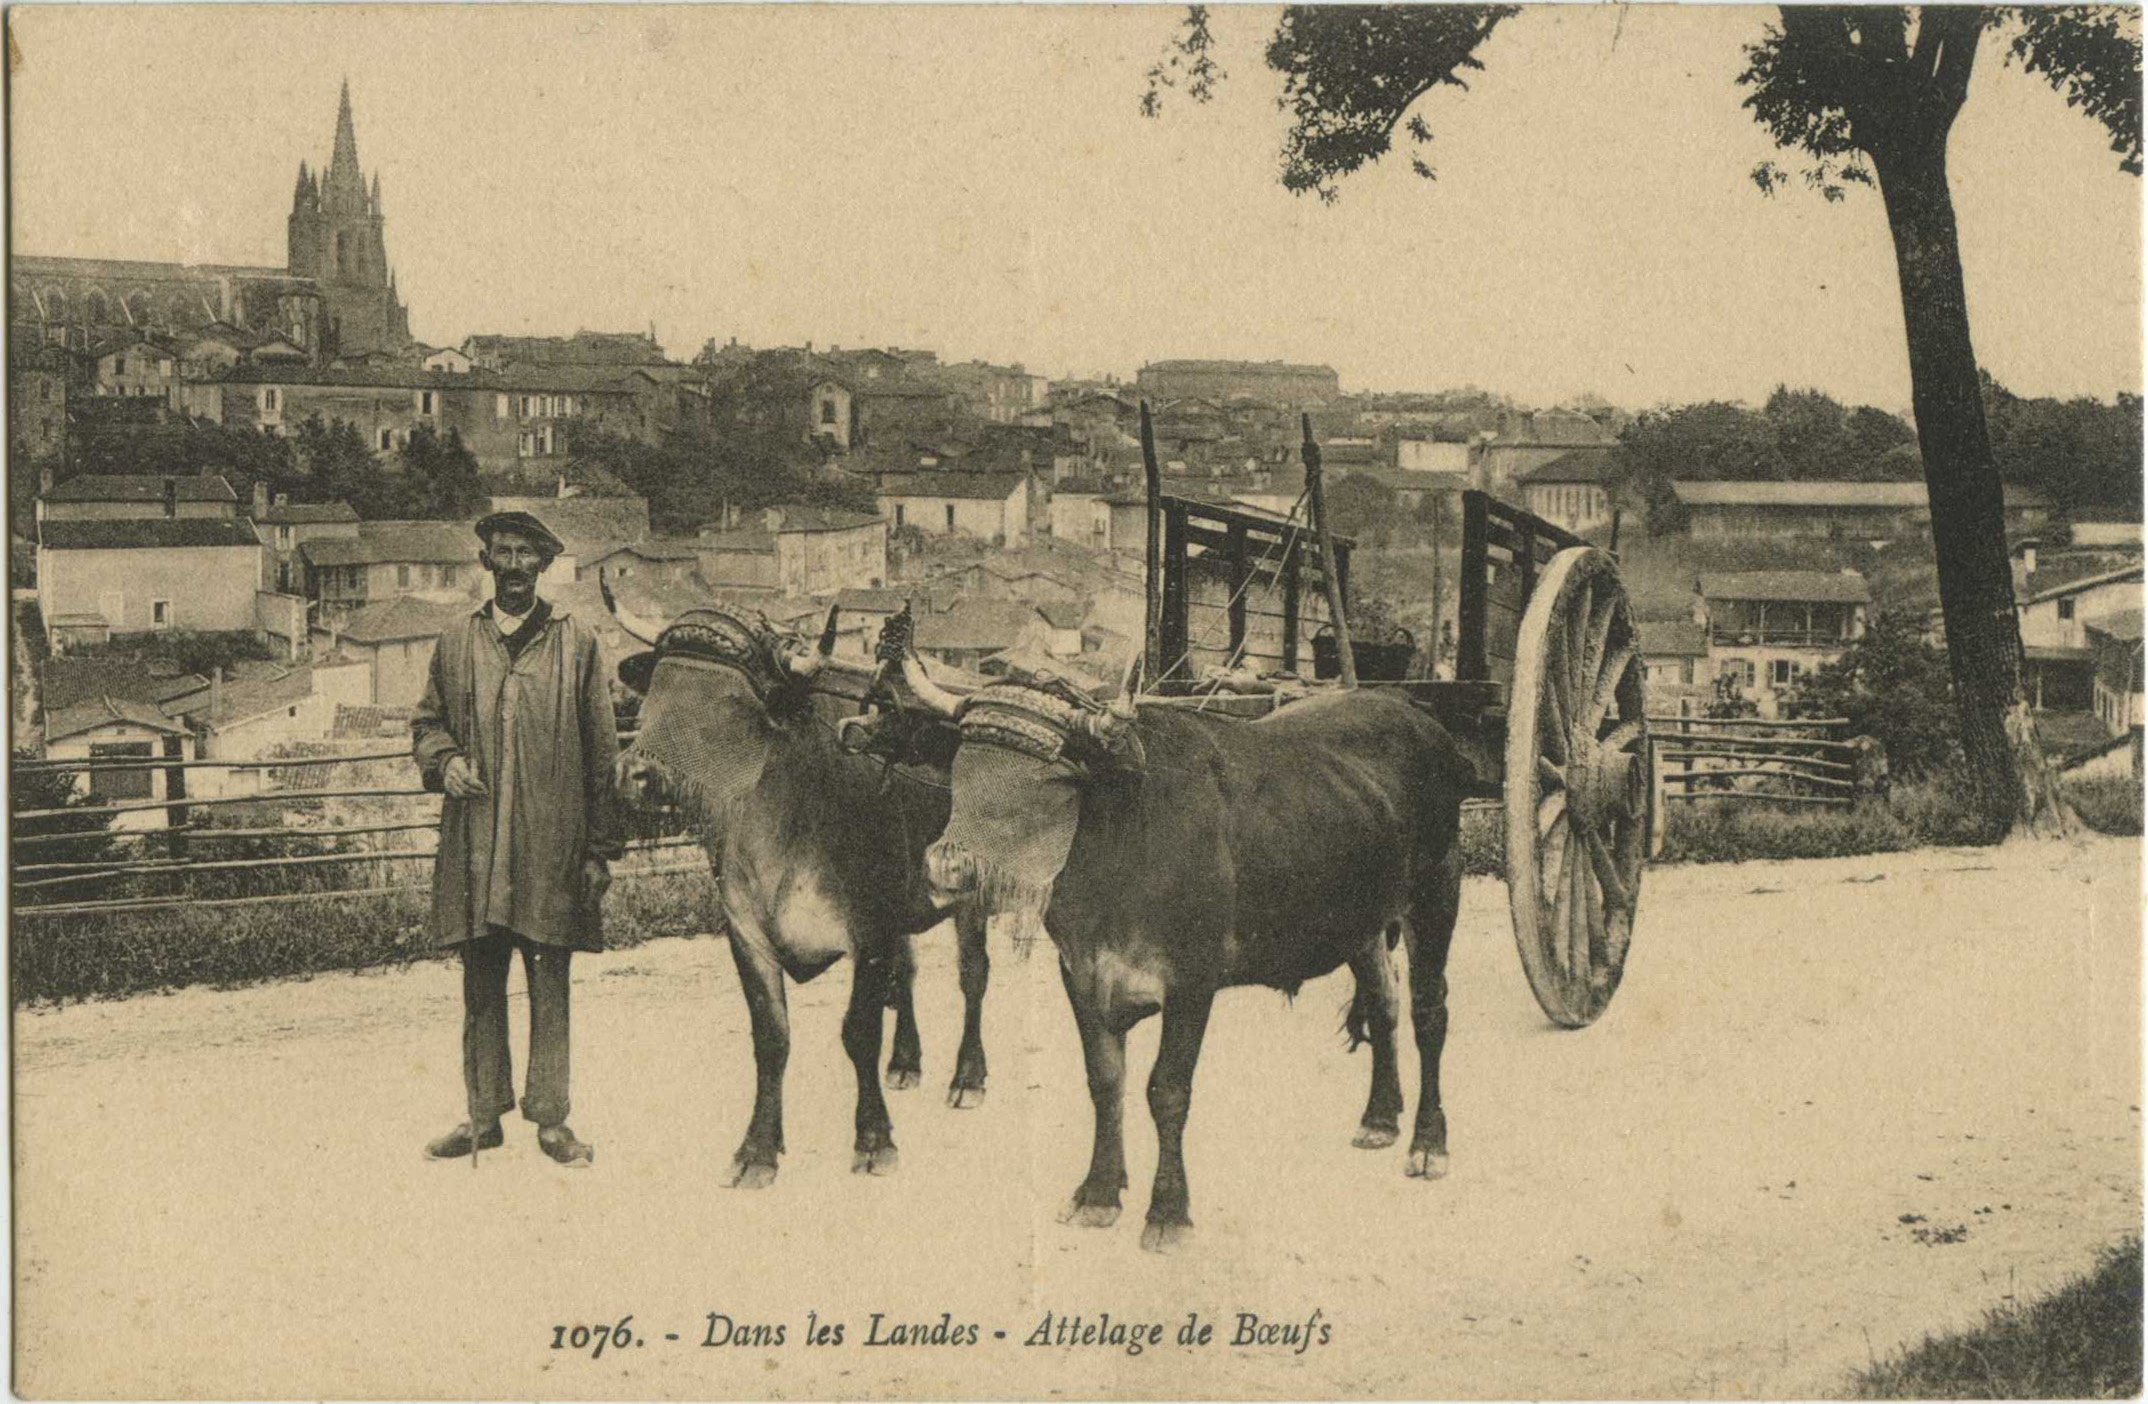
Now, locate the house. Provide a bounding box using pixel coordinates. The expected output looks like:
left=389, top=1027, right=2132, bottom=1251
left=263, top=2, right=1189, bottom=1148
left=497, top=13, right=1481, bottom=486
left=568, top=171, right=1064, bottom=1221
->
left=7, top=334, right=74, bottom=461
left=933, top=360, right=1049, bottom=424
left=1636, top=620, right=1715, bottom=716
left=913, top=598, right=1052, bottom=671
left=1517, top=448, right=1618, bottom=535
left=39, top=693, right=195, bottom=831
left=169, top=659, right=366, bottom=799
left=2069, top=505, right=2144, bottom=549
left=90, top=335, right=183, bottom=404
left=248, top=485, right=360, bottom=592
left=577, top=539, right=702, bottom=587
left=37, top=474, right=240, bottom=523
left=691, top=506, right=887, bottom=598
left=2017, top=562, right=2143, bottom=652
left=1673, top=479, right=2056, bottom=540
left=2084, top=609, right=2144, bottom=738
left=37, top=518, right=266, bottom=650
left=39, top=655, right=209, bottom=716
left=1478, top=411, right=1614, bottom=493
left=1036, top=600, right=1084, bottom=656
left=1049, top=478, right=1122, bottom=551
left=877, top=472, right=1031, bottom=544
left=422, top=346, right=475, bottom=374
left=300, top=521, right=481, bottom=621
left=1394, top=432, right=1473, bottom=475
left=311, top=594, right=477, bottom=708
left=1695, top=570, right=1870, bottom=718
left=1135, top=360, right=1340, bottom=406
left=851, top=379, right=962, bottom=444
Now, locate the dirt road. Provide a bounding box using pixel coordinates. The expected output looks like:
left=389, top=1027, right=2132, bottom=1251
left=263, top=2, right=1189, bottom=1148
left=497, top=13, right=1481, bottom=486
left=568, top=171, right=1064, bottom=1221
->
left=15, top=837, right=2141, bottom=1399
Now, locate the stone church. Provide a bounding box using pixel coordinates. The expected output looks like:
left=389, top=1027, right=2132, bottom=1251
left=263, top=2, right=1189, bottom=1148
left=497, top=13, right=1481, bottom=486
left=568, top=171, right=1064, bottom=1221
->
left=11, top=82, right=414, bottom=361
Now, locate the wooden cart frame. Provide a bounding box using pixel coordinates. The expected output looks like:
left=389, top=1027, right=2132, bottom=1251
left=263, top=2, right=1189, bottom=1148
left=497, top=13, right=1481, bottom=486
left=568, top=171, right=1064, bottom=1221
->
left=1141, top=482, right=1648, bottom=1029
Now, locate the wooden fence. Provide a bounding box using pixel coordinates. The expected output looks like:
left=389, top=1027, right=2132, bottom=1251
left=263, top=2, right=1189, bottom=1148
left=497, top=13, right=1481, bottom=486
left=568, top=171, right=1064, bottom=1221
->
left=9, top=717, right=711, bottom=919
left=1644, top=714, right=1881, bottom=855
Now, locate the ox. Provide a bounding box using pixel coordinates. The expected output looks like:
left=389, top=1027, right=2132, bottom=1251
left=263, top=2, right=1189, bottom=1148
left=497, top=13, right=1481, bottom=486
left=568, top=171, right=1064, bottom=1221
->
left=607, top=595, right=988, bottom=1186
left=905, top=654, right=1472, bottom=1251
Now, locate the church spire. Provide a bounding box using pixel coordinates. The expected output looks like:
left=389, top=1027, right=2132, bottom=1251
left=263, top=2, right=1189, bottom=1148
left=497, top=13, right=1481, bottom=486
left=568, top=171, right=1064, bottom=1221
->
left=325, top=77, right=365, bottom=207
left=293, top=160, right=313, bottom=209
left=370, top=170, right=382, bottom=213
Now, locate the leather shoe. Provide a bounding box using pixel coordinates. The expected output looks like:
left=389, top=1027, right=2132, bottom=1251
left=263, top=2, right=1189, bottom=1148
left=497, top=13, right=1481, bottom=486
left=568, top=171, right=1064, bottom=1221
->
left=425, top=1120, right=504, bottom=1160
left=538, top=1124, right=594, bottom=1168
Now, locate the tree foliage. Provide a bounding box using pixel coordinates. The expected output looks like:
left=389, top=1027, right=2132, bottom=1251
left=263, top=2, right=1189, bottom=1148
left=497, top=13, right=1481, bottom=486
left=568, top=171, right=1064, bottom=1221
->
left=1793, top=610, right=1962, bottom=780
left=568, top=426, right=878, bottom=537
left=10, top=746, right=119, bottom=878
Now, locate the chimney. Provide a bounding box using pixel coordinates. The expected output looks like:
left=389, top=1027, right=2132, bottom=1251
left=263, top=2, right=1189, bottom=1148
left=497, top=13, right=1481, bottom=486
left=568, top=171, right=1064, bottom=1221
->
left=275, top=492, right=289, bottom=508
left=211, top=665, right=223, bottom=723
left=253, top=480, right=270, bottom=518
left=2023, top=544, right=2038, bottom=576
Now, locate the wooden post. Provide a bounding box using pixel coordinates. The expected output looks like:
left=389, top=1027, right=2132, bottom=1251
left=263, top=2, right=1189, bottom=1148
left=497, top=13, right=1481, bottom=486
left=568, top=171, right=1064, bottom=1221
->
left=1457, top=491, right=1489, bottom=682
left=1300, top=414, right=1356, bottom=688
left=1140, top=401, right=1162, bottom=683
left=1161, top=502, right=1189, bottom=681
left=1225, top=520, right=1249, bottom=665
left=1427, top=488, right=1445, bottom=679
left=1281, top=539, right=1302, bottom=675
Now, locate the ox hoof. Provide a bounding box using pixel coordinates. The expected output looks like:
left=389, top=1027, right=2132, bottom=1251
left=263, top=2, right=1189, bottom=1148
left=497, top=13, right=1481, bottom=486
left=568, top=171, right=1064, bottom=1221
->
left=947, top=1085, right=987, bottom=1110
left=1405, top=1147, right=1451, bottom=1180
left=886, top=1067, right=921, bottom=1091
left=1058, top=1201, right=1121, bottom=1229
left=1139, top=1220, right=1194, bottom=1254
left=1352, top=1123, right=1399, bottom=1150
left=726, top=1159, right=779, bottom=1190
left=852, top=1144, right=900, bottom=1176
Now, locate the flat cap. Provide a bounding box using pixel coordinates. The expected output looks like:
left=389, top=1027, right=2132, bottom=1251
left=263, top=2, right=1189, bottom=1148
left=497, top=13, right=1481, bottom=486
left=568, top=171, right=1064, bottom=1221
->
left=475, top=510, right=565, bottom=558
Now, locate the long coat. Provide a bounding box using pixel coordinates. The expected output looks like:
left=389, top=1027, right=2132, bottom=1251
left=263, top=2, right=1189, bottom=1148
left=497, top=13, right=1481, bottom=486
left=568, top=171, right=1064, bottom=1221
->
left=413, top=602, right=624, bottom=951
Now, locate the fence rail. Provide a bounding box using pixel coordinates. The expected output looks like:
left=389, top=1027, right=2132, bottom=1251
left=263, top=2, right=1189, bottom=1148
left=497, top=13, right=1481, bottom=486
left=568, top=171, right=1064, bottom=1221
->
left=1644, top=714, right=1879, bottom=852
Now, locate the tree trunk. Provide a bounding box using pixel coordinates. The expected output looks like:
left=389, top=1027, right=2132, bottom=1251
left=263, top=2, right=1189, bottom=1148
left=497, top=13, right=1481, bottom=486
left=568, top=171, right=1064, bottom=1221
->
left=1871, top=133, right=2063, bottom=839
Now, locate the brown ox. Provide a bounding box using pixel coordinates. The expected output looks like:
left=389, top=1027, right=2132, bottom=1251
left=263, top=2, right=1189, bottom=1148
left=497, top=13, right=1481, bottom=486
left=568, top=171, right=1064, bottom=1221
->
left=906, top=654, right=1472, bottom=1251
left=608, top=594, right=988, bottom=1186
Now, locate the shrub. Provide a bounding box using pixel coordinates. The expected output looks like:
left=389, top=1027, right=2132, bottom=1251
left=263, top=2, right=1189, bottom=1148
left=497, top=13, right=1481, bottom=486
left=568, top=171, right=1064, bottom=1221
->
left=12, top=861, right=720, bottom=1006
left=2067, top=773, right=2145, bottom=836
left=1660, top=796, right=1915, bottom=864
left=1792, top=611, right=1962, bottom=781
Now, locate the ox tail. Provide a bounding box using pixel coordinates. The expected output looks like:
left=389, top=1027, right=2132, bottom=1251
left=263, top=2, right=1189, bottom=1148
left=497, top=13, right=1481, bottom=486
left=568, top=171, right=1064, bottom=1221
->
left=965, top=855, right=1056, bottom=962
left=1339, top=988, right=1373, bottom=1054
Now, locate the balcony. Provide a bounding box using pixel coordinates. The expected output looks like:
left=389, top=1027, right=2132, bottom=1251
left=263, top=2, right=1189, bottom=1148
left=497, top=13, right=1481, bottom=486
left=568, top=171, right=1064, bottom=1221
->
left=1709, top=626, right=1854, bottom=648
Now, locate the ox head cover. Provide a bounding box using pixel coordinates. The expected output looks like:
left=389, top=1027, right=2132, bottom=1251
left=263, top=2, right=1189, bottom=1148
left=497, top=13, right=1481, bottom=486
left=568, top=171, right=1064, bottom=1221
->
left=616, top=608, right=803, bottom=830
left=927, top=681, right=1124, bottom=936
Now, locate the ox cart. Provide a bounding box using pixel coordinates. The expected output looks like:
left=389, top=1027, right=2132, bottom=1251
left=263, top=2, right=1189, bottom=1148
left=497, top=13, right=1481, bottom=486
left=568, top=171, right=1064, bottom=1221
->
left=1128, top=418, right=1647, bottom=1030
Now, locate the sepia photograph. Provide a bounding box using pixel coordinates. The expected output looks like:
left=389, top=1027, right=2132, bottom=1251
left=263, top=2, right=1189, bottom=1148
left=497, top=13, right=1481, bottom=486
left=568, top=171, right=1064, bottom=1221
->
left=6, top=3, right=2143, bottom=1399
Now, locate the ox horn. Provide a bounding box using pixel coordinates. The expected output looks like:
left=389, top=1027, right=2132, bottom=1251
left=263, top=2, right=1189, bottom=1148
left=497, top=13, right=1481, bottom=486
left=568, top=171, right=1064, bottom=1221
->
left=1087, top=651, right=1143, bottom=744
left=599, top=568, right=663, bottom=647
left=785, top=604, right=841, bottom=678
left=902, top=649, right=965, bottom=719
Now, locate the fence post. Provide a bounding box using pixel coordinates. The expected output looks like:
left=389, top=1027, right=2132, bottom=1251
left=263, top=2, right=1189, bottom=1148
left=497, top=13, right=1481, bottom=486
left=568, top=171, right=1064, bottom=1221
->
left=1647, top=731, right=1668, bottom=859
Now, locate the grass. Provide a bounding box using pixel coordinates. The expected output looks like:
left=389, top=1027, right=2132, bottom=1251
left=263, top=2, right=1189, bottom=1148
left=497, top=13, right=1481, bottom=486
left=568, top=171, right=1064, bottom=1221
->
left=1849, top=1237, right=2142, bottom=1399
left=2066, top=773, right=2145, bottom=837
left=12, top=862, right=721, bottom=1006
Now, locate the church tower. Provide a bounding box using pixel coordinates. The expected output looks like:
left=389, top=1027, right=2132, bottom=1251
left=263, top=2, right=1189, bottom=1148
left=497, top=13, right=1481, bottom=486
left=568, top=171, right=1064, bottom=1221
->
left=287, top=80, right=413, bottom=356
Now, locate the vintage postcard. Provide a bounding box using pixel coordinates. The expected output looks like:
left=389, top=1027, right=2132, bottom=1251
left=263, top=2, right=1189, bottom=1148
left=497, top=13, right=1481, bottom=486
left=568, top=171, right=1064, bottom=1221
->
left=8, top=3, right=2142, bottom=1399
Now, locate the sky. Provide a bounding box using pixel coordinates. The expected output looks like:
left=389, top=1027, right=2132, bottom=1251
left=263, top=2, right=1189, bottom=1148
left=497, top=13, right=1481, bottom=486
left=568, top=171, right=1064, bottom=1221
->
left=9, top=4, right=2142, bottom=410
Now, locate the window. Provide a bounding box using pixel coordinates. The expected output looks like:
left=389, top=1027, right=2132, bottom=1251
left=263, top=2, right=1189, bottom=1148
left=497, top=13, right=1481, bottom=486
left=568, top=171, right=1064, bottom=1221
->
left=442, top=564, right=458, bottom=588
left=945, top=504, right=957, bottom=531
left=519, top=395, right=535, bottom=417
left=562, top=394, right=576, bottom=416
left=537, top=424, right=554, bottom=455
left=2059, top=597, right=2076, bottom=621
left=151, top=600, right=173, bottom=630
left=261, top=386, right=282, bottom=414
left=417, top=390, right=436, bottom=416
left=378, top=427, right=394, bottom=451
left=1679, top=659, right=1695, bottom=685
left=820, top=399, right=837, bottom=426
left=159, top=359, right=173, bottom=377
left=397, top=565, right=411, bottom=589
left=276, top=526, right=293, bottom=549
left=88, top=742, right=154, bottom=800
left=1768, top=658, right=1801, bottom=688
left=894, top=505, right=905, bottom=528
left=519, top=431, right=535, bottom=458
left=495, top=393, right=509, bottom=421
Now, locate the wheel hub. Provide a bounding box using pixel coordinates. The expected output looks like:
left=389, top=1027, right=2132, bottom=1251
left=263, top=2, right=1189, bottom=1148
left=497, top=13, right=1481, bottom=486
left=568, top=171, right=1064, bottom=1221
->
left=1568, top=737, right=1641, bottom=831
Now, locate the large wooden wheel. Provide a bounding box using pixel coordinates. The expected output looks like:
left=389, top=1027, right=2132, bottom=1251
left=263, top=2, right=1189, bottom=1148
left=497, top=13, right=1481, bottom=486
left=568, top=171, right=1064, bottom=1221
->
left=1504, top=546, right=1647, bottom=1028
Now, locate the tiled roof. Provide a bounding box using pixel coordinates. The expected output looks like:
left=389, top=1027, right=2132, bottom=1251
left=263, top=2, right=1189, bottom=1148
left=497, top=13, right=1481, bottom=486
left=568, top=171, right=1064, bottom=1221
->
left=328, top=594, right=475, bottom=645
left=1699, top=571, right=1872, bottom=605
left=2085, top=607, right=2144, bottom=643
left=42, top=474, right=237, bottom=503
left=832, top=587, right=910, bottom=613
left=768, top=506, right=883, bottom=533
left=585, top=538, right=701, bottom=563
left=1037, top=600, right=1084, bottom=629
left=256, top=500, right=360, bottom=525
left=42, top=693, right=189, bottom=745
left=915, top=599, right=1046, bottom=651
left=40, top=657, right=208, bottom=713
left=201, top=664, right=317, bottom=729
left=696, top=529, right=776, bottom=554
left=876, top=472, right=1027, bottom=501
left=1517, top=447, right=1618, bottom=485
left=1638, top=620, right=1709, bottom=658
left=2023, top=563, right=2142, bottom=606
left=302, top=521, right=476, bottom=567
left=38, top=519, right=261, bottom=551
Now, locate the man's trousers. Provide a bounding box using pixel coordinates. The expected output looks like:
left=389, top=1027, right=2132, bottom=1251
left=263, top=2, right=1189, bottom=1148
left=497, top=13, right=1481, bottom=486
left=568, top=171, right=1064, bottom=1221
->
left=460, top=926, right=572, bottom=1127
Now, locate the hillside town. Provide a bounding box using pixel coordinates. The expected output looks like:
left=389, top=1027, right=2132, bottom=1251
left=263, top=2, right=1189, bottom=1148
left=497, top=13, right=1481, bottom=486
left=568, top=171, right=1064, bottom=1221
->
left=9, top=83, right=2142, bottom=813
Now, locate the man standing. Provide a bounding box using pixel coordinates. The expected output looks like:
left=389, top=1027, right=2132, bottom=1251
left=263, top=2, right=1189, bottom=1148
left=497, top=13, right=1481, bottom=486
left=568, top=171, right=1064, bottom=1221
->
left=414, top=510, right=622, bottom=1167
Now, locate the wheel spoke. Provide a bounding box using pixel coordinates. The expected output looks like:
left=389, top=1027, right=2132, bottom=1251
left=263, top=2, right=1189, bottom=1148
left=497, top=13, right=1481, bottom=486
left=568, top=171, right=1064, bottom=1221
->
left=1537, top=755, right=1565, bottom=792
left=1582, top=587, right=1616, bottom=695
left=1539, top=680, right=1569, bottom=764
left=1602, top=718, right=1644, bottom=755
left=1537, top=789, right=1567, bottom=840
left=1565, top=581, right=1593, bottom=715
left=1583, top=850, right=1608, bottom=990
left=1544, top=819, right=1574, bottom=934
left=1589, top=642, right=1637, bottom=732
left=1546, top=621, right=1578, bottom=747
left=1567, top=822, right=1591, bottom=983
left=1584, top=828, right=1631, bottom=915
